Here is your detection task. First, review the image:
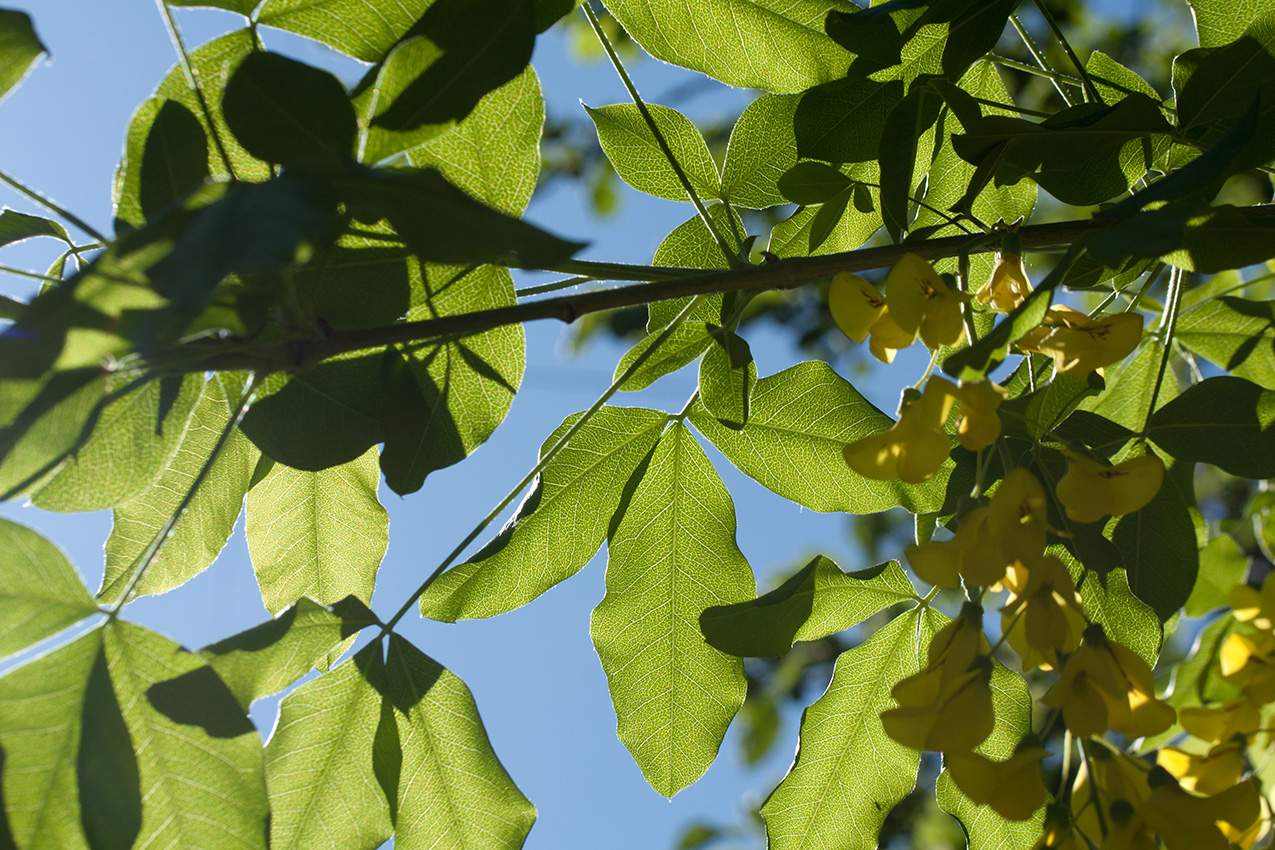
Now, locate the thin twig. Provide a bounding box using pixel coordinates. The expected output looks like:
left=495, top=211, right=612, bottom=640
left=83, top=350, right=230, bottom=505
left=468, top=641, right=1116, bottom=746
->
left=1031, top=0, right=1102, bottom=103
left=0, top=170, right=109, bottom=244
left=1141, top=265, right=1183, bottom=436
left=1009, top=15, right=1077, bottom=106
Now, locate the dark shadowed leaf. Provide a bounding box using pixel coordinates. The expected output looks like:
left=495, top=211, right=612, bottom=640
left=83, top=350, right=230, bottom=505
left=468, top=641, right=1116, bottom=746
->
left=699, top=327, right=756, bottom=429
left=139, top=100, right=210, bottom=220
left=77, top=646, right=141, bottom=850
left=1147, top=376, right=1275, bottom=477
left=1113, top=450, right=1198, bottom=622
left=795, top=77, right=904, bottom=164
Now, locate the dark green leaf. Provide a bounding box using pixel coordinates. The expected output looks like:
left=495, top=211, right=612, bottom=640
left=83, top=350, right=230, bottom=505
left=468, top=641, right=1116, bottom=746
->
left=824, top=8, right=902, bottom=74
left=878, top=80, right=943, bottom=241
left=337, top=165, right=584, bottom=267
left=200, top=597, right=377, bottom=711
left=807, top=186, right=852, bottom=252
left=585, top=103, right=720, bottom=202
left=77, top=646, right=141, bottom=850
left=777, top=161, right=852, bottom=205
left=385, top=635, right=536, bottom=849
left=419, top=406, right=667, bottom=621
left=370, top=0, right=536, bottom=135
left=700, top=557, right=915, bottom=657
left=0, top=517, right=97, bottom=658
left=222, top=52, right=358, bottom=166
left=688, top=361, right=950, bottom=514
left=377, top=345, right=467, bottom=496
left=699, top=328, right=755, bottom=429
left=292, top=246, right=411, bottom=331
left=1177, top=296, right=1275, bottom=389
left=0, top=209, right=69, bottom=249
left=760, top=610, right=925, bottom=850
left=939, top=0, right=1016, bottom=80
left=795, top=77, right=904, bottom=164
left=1079, top=340, right=1179, bottom=432
left=139, top=100, right=210, bottom=220
left=999, top=372, right=1101, bottom=443
left=265, top=644, right=392, bottom=850
left=1113, top=450, right=1198, bottom=622
left=592, top=423, right=754, bottom=797
left=0, top=10, right=44, bottom=104
left=167, top=0, right=258, bottom=12
left=1147, top=376, right=1275, bottom=476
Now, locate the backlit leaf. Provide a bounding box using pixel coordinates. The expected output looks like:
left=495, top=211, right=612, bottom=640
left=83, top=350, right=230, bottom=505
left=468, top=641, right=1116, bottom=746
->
left=0, top=10, right=45, bottom=105
left=592, top=423, right=754, bottom=797
left=1176, top=296, right=1275, bottom=389
left=257, top=0, right=432, bottom=62
left=586, top=103, right=720, bottom=202
left=0, top=209, right=70, bottom=249
left=419, top=406, right=667, bottom=621
left=0, top=518, right=96, bottom=659
left=698, top=328, right=755, bottom=430
left=700, top=557, right=915, bottom=657
left=720, top=94, right=799, bottom=209
left=1186, top=534, right=1249, bottom=617
left=138, top=100, right=211, bottom=221
left=1113, top=449, right=1199, bottom=622
left=1189, top=0, right=1275, bottom=47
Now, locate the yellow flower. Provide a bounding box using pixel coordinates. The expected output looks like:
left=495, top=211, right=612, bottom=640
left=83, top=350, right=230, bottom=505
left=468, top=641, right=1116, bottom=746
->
left=867, top=307, right=917, bottom=363
left=978, top=252, right=1033, bottom=312
left=890, top=603, right=990, bottom=705
left=829, top=272, right=886, bottom=343
left=1157, top=739, right=1247, bottom=796
left=1219, top=631, right=1275, bottom=703
left=1221, top=795, right=1271, bottom=849
left=1143, top=769, right=1262, bottom=850
left=1230, top=574, right=1275, bottom=632
left=842, top=377, right=956, bottom=484
left=1179, top=697, right=1263, bottom=744
left=1072, top=745, right=1153, bottom=840
left=1033, top=805, right=1081, bottom=850
left=1055, top=449, right=1165, bottom=524
left=1001, top=554, right=1087, bottom=672
left=986, top=468, right=1050, bottom=570
left=946, top=742, right=1050, bottom=820
left=881, top=657, right=995, bottom=752
left=1016, top=305, right=1143, bottom=378
left=884, top=252, right=967, bottom=349
left=954, top=380, right=1006, bottom=451
left=906, top=506, right=1010, bottom=589
left=1043, top=626, right=1174, bottom=738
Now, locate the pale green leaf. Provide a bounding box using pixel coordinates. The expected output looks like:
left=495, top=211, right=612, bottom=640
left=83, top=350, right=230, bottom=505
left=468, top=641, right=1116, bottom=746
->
left=1087, top=50, right=1162, bottom=101
left=104, top=620, right=268, bottom=850
left=1078, top=340, right=1179, bottom=431
left=1189, top=0, right=1275, bottom=47
left=688, top=361, right=950, bottom=514
left=585, top=103, right=720, bottom=202
left=245, top=446, right=388, bottom=614
left=265, top=645, right=393, bottom=850
left=200, top=597, right=377, bottom=712
left=101, top=375, right=259, bottom=602
left=1176, top=297, right=1275, bottom=390
left=1187, top=534, right=1249, bottom=617
left=0, top=630, right=100, bottom=850
left=760, top=610, right=925, bottom=850
left=31, top=374, right=202, bottom=512
left=936, top=629, right=1041, bottom=850
left=1055, top=545, right=1161, bottom=667
left=700, top=557, right=916, bottom=657
left=419, top=406, right=667, bottom=621
left=614, top=321, right=717, bottom=391
left=168, top=0, right=258, bottom=13
left=0, top=517, right=97, bottom=658
left=0, top=10, right=45, bottom=105
left=386, top=635, right=537, bottom=848
left=592, top=423, right=755, bottom=797
left=257, top=0, right=431, bottom=62
left=720, top=94, right=799, bottom=209
left=0, top=374, right=104, bottom=500
left=602, top=0, right=854, bottom=93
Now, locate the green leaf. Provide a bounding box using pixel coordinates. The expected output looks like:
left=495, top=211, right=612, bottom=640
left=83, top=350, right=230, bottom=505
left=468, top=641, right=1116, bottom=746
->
left=265, top=644, right=393, bottom=850
left=31, top=373, right=203, bottom=513
left=807, top=187, right=853, bottom=252
left=257, top=0, right=432, bottom=62
left=1055, top=546, right=1161, bottom=666
left=0, top=517, right=97, bottom=659
left=100, top=375, right=258, bottom=602
left=292, top=246, right=412, bottom=331
left=0, top=209, right=70, bottom=249
left=777, top=161, right=852, bottom=205
left=336, top=165, right=584, bottom=267
left=1189, top=0, right=1275, bottom=47
left=138, top=99, right=211, bottom=221
left=167, top=0, right=258, bottom=13
left=720, top=94, right=799, bottom=209
left=878, top=80, right=943, bottom=241
left=591, top=423, right=754, bottom=797
left=614, top=321, right=716, bottom=392
left=396, top=66, right=542, bottom=216
left=222, top=52, right=358, bottom=166
left=699, top=328, right=756, bottom=430
left=104, top=620, right=267, bottom=850
left=700, top=557, right=915, bottom=657
left=77, top=643, right=141, bottom=850
left=0, top=371, right=104, bottom=499
left=1113, top=450, right=1199, bottom=622
left=1140, top=613, right=1239, bottom=753
left=1186, top=534, right=1249, bottom=617
left=1177, top=296, right=1275, bottom=389
left=419, top=406, right=667, bottom=621
left=385, top=635, right=537, bottom=847
left=0, top=10, right=44, bottom=105
left=0, top=630, right=100, bottom=850
left=1078, top=340, right=1178, bottom=432
left=999, top=372, right=1102, bottom=444
left=794, top=77, right=904, bottom=164
left=937, top=651, right=1040, bottom=850
left=1147, top=376, right=1275, bottom=477
left=368, top=0, right=536, bottom=137
left=245, top=447, right=388, bottom=615
left=767, top=162, right=883, bottom=259
left=824, top=6, right=903, bottom=73
left=200, top=596, right=377, bottom=712
left=760, top=610, right=924, bottom=850
left=689, top=361, right=949, bottom=513
left=602, top=0, right=853, bottom=93
left=585, top=103, right=719, bottom=203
